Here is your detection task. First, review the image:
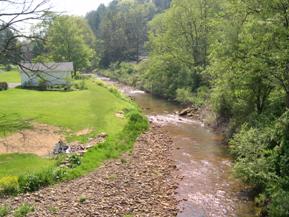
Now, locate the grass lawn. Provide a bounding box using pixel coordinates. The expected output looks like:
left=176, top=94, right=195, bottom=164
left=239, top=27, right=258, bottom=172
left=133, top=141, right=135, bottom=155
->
left=0, top=81, right=132, bottom=136
left=0, top=80, right=136, bottom=181
left=0, top=154, right=55, bottom=179
left=0, top=69, right=20, bottom=83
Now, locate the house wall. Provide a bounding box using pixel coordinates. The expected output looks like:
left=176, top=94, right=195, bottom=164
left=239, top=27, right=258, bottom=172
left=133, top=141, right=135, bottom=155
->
left=20, top=71, right=72, bottom=87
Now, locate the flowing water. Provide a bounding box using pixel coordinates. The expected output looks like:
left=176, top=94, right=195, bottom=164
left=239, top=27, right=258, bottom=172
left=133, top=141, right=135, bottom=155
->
left=99, top=76, right=256, bottom=217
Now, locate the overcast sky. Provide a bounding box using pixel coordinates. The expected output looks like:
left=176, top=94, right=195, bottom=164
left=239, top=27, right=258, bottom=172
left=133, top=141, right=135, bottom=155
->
left=50, top=0, right=112, bottom=16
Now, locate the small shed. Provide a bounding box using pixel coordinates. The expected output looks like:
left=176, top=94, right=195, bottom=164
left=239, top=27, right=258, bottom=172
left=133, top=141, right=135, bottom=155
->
left=20, top=62, right=74, bottom=87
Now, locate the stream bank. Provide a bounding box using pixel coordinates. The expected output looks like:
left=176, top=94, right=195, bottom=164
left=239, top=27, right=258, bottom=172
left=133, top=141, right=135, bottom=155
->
left=0, top=125, right=178, bottom=216
left=105, top=77, right=257, bottom=217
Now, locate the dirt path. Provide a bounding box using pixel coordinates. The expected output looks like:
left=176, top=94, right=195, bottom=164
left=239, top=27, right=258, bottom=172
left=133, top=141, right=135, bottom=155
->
left=1, top=125, right=178, bottom=217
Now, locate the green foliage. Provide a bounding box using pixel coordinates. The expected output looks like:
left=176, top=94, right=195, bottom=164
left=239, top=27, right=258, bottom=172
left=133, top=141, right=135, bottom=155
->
left=206, top=1, right=289, bottom=213
left=268, top=189, right=289, bottom=217
left=87, top=1, right=155, bottom=66
left=4, top=65, right=12, bottom=71
left=175, top=88, right=193, bottom=104
left=0, top=205, right=9, bottom=217
left=0, top=28, right=21, bottom=66
left=14, top=204, right=34, bottom=217
left=131, top=0, right=221, bottom=101
left=46, top=16, right=95, bottom=72
left=73, top=79, right=88, bottom=90
left=230, top=111, right=289, bottom=216
left=102, top=62, right=139, bottom=86
left=47, top=206, right=58, bottom=214
left=123, top=214, right=133, bottom=217
left=95, top=0, right=289, bottom=215
left=0, top=176, right=19, bottom=196
left=18, top=169, right=55, bottom=193
left=79, top=195, right=86, bottom=203
left=64, top=108, right=148, bottom=180
left=67, top=155, right=81, bottom=168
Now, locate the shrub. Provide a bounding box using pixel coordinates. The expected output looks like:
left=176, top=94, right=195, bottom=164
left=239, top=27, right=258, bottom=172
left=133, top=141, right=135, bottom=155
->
left=268, top=189, right=289, bottom=217
left=18, top=174, right=42, bottom=192
left=0, top=82, right=8, bottom=91
left=0, top=176, right=19, bottom=196
left=14, top=203, right=34, bottom=217
left=37, top=77, right=48, bottom=91
left=4, top=65, right=12, bottom=71
left=176, top=88, right=193, bottom=104
left=73, top=71, right=82, bottom=80
left=52, top=167, right=67, bottom=181
left=230, top=111, right=289, bottom=215
left=18, top=169, right=54, bottom=193
left=68, top=155, right=81, bottom=168
left=0, top=205, right=9, bottom=217
left=105, top=62, right=138, bottom=86
left=73, top=79, right=87, bottom=90
left=79, top=195, right=86, bottom=203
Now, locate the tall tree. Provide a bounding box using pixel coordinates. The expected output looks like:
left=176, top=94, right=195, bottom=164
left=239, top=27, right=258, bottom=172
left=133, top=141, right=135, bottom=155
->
left=141, top=0, right=221, bottom=99
left=46, top=16, right=95, bottom=74
left=86, top=4, right=107, bottom=36
left=86, top=0, right=155, bottom=66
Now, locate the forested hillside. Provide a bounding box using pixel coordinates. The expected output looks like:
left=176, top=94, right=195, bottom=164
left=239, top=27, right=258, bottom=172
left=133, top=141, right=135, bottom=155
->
left=90, top=0, right=289, bottom=216
left=85, top=0, right=171, bottom=66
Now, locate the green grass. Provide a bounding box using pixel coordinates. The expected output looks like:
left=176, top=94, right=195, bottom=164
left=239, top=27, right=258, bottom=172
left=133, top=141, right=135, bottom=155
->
left=65, top=109, right=148, bottom=179
left=0, top=205, right=9, bottom=217
left=0, top=154, right=55, bottom=179
left=0, top=69, right=20, bottom=83
left=0, top=81, right=132, bottom=136
left=14, top=203, right=34, bottom=217
left=0, top=79, right=147, bottom=196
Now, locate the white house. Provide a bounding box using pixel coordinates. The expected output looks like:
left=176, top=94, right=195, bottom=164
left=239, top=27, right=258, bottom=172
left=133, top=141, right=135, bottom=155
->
left=19, top=62, right=74, bottom=87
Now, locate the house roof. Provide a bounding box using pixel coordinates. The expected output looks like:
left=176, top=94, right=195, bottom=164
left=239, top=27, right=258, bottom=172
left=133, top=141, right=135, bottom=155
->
left=21, top=62, right=74, bottom=72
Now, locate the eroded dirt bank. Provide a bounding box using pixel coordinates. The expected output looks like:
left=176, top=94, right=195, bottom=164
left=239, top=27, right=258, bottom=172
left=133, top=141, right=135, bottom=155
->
left=1, top=125, right=178, bottom=217
left=0, top=123, right=64, bottom=156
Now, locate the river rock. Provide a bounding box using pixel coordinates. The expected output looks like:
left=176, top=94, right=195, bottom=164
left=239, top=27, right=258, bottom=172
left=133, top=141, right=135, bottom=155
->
left=179, top=108, right=191, bottom=116
left=0, top=125, right=178, bottom=216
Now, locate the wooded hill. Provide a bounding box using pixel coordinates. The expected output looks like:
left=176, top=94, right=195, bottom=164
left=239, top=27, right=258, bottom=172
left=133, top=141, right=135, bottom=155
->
left=87, top=1, right=289, bottom=216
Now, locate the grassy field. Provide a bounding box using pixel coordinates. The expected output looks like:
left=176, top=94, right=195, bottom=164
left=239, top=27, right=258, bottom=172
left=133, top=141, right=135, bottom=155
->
left=0, top=154, right=54, bottom=179
left=0, top=78, right=138, bottom=185
left=0, top=81, right=132, bottom=136
left=0, top=69, right=20, bottom=83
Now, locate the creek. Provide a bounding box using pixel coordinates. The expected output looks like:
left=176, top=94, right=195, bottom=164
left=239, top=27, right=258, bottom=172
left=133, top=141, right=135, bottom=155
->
left=100, top=76, right=256, bottom=217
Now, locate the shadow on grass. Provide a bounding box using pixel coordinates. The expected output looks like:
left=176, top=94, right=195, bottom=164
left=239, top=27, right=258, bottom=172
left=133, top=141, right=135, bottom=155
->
left=0, top=113, right=32, bottom=137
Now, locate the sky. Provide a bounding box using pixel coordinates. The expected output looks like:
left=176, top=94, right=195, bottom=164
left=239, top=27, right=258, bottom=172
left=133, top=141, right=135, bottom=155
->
left=0, top=0, right=113, bottom=33
left=50, top=0, right=112, bottom=16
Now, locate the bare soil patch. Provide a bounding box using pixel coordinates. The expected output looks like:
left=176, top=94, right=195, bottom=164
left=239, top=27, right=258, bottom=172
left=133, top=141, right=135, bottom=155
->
left=0, top=123, right=64, bottom=156
left=75, top=128, right=94, bottom=136
left=1, top=125, right=178, bottom=216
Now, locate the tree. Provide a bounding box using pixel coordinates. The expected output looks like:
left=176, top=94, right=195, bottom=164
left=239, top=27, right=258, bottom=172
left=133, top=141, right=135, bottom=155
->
left=86, top=0, right=155, bottom=66
left=86, top=4, right=107, bottom=36
left=139, top=0, right=221, bottom=100
left=46, top=16, right=95, bottom=74
left=0, top=27, right=20, bottom=65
